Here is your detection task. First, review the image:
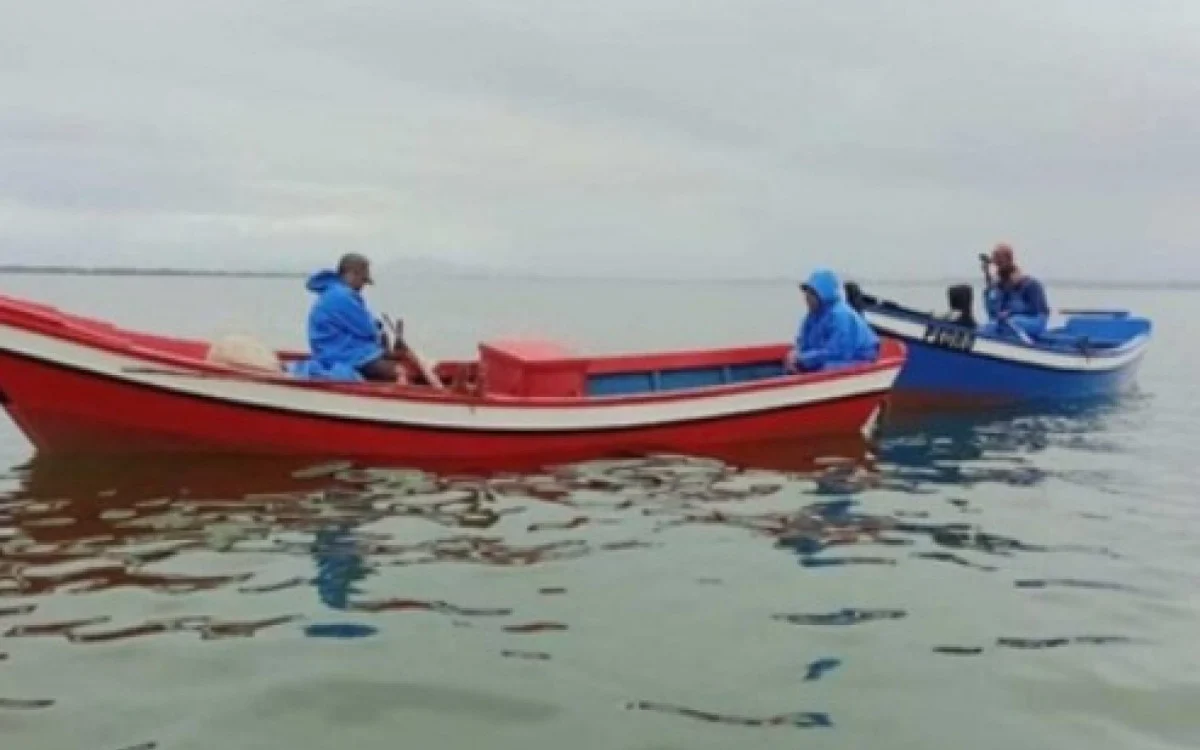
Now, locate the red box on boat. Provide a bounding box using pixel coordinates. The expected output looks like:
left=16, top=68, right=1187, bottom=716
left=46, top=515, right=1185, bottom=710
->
left=479, top=339, right=587, bottom=398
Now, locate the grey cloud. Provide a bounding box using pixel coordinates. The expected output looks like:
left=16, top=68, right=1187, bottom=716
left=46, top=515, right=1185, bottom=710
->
left=1, top=0, right=1199, bottom=278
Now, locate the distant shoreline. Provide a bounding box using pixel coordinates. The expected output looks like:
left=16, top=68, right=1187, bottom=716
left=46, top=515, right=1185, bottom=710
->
left=0, top=265, right=1197, bottom=290
left=0, top=266, right=304, bottom=279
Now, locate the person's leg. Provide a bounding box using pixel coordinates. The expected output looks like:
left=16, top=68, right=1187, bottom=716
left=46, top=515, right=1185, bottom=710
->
left=358, top=357, right=401, bottom=382
left=979, top=321, right=1001, bottom=337
left=1007, top=314, right=1047, bottom=338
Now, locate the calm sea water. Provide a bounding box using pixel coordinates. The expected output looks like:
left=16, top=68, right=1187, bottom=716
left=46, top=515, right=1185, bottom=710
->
left=1, top=274, right=1197, bottom=750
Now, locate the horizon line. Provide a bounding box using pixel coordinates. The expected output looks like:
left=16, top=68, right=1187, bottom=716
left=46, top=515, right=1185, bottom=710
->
left=1, top=264, right=1198, bottom=290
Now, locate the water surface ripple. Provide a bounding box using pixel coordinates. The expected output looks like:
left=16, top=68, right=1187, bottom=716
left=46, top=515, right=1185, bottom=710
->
left=2, top=397, right=1197, bottom=749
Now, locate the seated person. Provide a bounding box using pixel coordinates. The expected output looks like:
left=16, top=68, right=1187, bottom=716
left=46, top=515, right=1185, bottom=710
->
left=288, top=253, right=409, bottom=382
left=785, top=267, right=881, bottom=373
left=979, top=244, right=1050, bottom=339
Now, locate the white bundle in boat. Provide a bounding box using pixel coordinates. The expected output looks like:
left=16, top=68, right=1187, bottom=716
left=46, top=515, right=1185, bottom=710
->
left=205, top=333, right=283, bottom=373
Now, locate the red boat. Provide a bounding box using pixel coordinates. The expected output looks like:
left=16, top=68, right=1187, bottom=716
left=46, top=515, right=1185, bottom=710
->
left=0, top=294, right=906, bottom=467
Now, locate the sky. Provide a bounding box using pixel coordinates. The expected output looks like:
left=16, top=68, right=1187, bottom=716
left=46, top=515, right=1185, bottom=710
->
left=1, top=0, right=1199, bottom=281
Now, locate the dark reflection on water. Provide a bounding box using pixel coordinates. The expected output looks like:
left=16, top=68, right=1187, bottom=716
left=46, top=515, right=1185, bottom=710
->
left=932, top=635, right=1146, bottom=658
left=4, top=614, right=302, bottom=644
left=0, top=697, right=55, bottom=710
left=773, top=608, right=907, bottom=626
left=876, top=395, right=1152, bottom=491
left=0, top=398, right=1155, bottom=732
left=626, top=700, right=834, bottom=729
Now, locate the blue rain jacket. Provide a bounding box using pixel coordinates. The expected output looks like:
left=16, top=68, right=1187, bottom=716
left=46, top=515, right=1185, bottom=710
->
left=795, top=268, right=881, bottom=371
left=983, top=276, right=1050, bottom=338
left=288, top=270, right=384, bottom=381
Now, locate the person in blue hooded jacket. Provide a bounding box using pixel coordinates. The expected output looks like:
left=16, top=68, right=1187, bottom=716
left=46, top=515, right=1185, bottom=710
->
left=288, top=253, right=405, bottom=382
left=785, top=268, right=881, bottom=373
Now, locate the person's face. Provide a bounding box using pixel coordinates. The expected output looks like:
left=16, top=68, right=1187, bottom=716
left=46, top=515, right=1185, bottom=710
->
left=803, top=287, right=820, bottom=313
left=991, top=250, right=1016, bottom=280
left=343, top=263, right=371, bottom=291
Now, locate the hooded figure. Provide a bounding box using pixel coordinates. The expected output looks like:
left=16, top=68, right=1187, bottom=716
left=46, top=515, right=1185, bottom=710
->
left=790, top=268, right=881, bottom=372
left=288, top=264, right=386, bottom=381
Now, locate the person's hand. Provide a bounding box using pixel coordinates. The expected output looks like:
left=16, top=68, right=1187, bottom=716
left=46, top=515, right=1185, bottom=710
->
left=783, top=349, right=799, bottom=373
left=980, top=254, right=994, bottom=284
left=390, top=318, right=407, bottom=353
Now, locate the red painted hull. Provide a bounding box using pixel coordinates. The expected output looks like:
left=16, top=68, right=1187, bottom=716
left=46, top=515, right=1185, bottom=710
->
left=0, top=293, right=905, bottom=470
left=0, top=349, right=886, bottom=468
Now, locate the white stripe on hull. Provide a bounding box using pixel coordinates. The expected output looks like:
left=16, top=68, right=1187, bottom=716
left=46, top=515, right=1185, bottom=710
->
left=0, top=324, right=899, bottom=432
left=864, top=311, right=1148, bottom=372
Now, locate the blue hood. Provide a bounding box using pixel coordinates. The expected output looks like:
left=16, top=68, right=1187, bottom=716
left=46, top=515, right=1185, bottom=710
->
left=306, top=270, right=343, bottom=294
left=803, top=268, right=842, bottom=306
left=793, top=266, right=880, bottom=372
left=289, top=268, right=383, bottom=382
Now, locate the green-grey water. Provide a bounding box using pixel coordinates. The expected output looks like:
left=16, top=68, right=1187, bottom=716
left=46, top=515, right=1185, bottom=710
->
left=1, top=274, right=1197, bottom=749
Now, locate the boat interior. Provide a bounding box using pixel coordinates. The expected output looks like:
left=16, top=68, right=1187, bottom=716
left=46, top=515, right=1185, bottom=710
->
left=0, top=295, right=903, bottom=400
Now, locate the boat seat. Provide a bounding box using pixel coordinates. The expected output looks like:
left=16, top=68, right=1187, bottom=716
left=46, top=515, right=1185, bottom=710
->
left=1035, top=331, right=1126, bottom=351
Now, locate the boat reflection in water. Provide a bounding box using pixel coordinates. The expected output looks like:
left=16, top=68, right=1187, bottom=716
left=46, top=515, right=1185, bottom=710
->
left=0, top=404, right=1144, bottom=732
left=0, top=434, right=873, bottom=637
left=0, top=397, right=1132, bottom=620
left=875, top=392, right=1150, bottom=491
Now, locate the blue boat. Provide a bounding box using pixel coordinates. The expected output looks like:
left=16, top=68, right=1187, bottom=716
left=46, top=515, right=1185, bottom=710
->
left=845, top=284, right=1152, bottom=408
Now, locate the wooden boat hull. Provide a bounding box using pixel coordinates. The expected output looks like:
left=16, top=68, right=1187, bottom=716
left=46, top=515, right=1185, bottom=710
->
left=0, top=296, right=905, bottom=467
left=859, top=299, right=1150, bottom=409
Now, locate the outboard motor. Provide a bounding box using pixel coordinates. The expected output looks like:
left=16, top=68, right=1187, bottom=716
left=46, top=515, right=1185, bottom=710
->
left=844, top=281, right=867, bottom=312
left=946, top=284, right=977, bottom=328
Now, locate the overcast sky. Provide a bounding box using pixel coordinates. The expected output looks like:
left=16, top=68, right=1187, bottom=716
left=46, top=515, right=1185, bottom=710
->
left=2, top=0, right=1199, bottom=280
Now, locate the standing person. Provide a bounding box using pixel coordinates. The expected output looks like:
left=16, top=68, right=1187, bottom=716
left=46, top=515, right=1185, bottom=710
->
left=980, top=243, right=1050, bottom=340
left=785, top=268, right=881, bottom=373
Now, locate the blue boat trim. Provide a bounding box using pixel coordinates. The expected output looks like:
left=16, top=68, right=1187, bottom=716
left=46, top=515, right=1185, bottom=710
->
left=586, top=360, right=787, bottom=397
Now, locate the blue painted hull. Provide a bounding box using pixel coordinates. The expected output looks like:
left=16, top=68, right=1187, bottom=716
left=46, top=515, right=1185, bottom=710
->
left=859, top=302, right=1152, bottom=406
left=889, top=336, right=1145, bottom=404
